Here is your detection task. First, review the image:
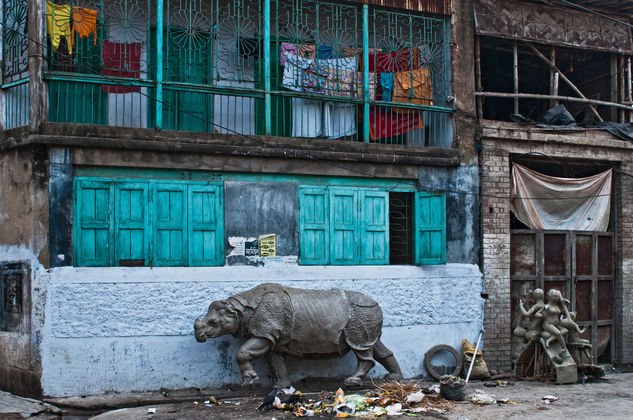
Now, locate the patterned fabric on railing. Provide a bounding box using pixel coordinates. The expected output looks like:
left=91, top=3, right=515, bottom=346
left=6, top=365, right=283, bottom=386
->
left=35, top=0, right=452, bottom=146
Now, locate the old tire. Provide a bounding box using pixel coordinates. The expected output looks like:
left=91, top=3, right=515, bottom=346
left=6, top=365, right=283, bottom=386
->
left=424, top=344, right=463, bottom=380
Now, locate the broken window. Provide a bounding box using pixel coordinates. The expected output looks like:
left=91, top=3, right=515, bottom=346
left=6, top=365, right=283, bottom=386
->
left=479, top=38, right=625, bottom=123
left=474, top=0, right=633, bottom=124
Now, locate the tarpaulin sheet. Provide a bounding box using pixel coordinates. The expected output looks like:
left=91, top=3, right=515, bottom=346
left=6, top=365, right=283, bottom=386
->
left=510, top=163, right=612, bottom=231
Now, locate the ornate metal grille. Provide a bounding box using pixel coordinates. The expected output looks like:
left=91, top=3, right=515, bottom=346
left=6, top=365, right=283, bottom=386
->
left=40, top=0, right=453, bottom=146
left=2, top=0, right=28, bottom=80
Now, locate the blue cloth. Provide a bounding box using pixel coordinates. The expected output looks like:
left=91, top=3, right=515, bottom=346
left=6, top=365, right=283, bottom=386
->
left=380, top=73, right=393, bottom=101
left=317, top=45, right=333, bottom=59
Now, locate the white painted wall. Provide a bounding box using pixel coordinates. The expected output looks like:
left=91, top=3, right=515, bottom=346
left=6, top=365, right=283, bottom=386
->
left=40, top=263, right=482, bottom=397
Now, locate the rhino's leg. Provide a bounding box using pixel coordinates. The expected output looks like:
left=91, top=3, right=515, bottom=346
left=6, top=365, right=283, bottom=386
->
left=344, top=349, right=375, bottom=387
left=374, top=339, right=403, bottom=381
left=265, top=351, right=291, bottom=388
left=236, top=337, right=272, bottom=384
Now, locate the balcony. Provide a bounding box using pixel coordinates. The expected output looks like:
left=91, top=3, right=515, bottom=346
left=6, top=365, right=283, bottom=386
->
left=3, top=0, right=453, bottom=148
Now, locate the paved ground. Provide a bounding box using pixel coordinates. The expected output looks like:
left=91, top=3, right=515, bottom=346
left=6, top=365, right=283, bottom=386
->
left=3, top=372, right=633, bottom=419
left=88, top=373, right=633, bottom=420
left=0, top=390, right=60, bottom=419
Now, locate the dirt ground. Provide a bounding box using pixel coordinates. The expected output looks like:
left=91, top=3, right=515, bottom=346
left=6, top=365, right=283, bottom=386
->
left=87, top=372, right=633, bottom=420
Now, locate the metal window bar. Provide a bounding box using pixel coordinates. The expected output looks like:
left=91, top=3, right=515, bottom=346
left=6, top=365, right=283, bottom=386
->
left=37, top=0, right=453, bottom=147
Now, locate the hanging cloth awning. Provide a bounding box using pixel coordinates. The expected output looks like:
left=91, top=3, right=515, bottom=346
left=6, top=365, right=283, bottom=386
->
left=510, top=163, right=612, bottom=231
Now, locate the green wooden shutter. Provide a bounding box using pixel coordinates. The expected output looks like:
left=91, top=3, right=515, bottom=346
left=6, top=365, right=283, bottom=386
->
left=414, top=192, right=446, bottom=265
left=152, top=182, right=187, bottom=266
left=299, top=187, right=330, bottom=264
left=188, top=183, right=224, bottom=266
left=360, top=189, right=390, bottom=264
left=330, top=188, right=359, bottom=265
left=75, top=180, right=113, bottom=266
left=115, top=182, right=149, bottom=266
left=160, top=28, right=211, bottom=132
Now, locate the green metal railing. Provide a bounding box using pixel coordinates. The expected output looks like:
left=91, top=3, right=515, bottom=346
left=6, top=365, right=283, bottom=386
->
left=2, top=0, right=30, bottom=129
left=4, top=0, right=453, bottom=146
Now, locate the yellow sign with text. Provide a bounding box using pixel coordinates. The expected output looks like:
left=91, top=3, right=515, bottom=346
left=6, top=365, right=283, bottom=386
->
left=258, top=234, right=276, bottom=257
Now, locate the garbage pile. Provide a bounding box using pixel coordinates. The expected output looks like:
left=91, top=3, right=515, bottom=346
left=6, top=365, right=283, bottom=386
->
left=257, top=382, right=453, bottom=417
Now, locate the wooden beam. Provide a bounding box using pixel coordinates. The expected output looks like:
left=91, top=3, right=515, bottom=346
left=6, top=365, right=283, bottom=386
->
left=475, top=36, right=483, bottom=120
left=513, top=42, right=519, bottom=114
left=550, top=47, right=558, bottom=108
left=475, top=91, right=633, bottom=111
left=525, top=42, right=604, bottom=122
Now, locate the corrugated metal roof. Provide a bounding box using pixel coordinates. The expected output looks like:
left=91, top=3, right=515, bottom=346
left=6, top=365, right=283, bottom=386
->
left=347, top=0, right=451, bottom=15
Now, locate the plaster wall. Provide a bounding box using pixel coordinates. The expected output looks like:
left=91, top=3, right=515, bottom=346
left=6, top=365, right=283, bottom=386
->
left=0, top=147, right=49, bottom=397
left=40, top=264, right=482, bottom=397
left=418, top=164, right=479, bottom=264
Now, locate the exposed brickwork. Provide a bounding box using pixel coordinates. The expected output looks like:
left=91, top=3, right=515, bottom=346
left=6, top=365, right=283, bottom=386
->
left=480, top=132, right=633, bottom=369
left=615, top=164, right=633, bottom=364
left=480, top=148, right=512, bottom=372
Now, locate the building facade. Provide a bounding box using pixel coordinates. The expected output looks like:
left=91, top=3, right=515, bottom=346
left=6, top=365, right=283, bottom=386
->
left=474, top=0, right=633, bottom=371
left=1, top=0, right=482, bottom=397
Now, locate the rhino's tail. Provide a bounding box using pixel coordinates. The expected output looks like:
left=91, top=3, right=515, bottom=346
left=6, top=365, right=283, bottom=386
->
left=343, top=291, right=383, bottom=358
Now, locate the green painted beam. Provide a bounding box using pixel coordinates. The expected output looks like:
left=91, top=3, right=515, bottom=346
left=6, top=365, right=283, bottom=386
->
left=74, top=167, right=419, bottom=190
left=156, top=0, right=164, bottom=130
left=264, top=0, right=272, bottom=135
left=362, top=5, right=370, bottom=142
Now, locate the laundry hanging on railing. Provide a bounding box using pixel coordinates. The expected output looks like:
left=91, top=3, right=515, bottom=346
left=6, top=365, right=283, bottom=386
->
left=368, top=106, right=423, bottom=140
left=283, top=51, right=358, bottom=138
left=47, top=0, right=73, bottom=53
left=101, top=41, right=142, bottom=93
left=47, top=1, right=99, bottom=54
left=71, top=6, right=98, bottom=47
left=510, top=163, right=612, bottom=231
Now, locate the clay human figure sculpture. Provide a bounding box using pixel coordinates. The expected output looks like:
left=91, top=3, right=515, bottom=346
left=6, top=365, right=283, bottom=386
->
left=515, top=288, right=545, bottom=342
left=559, top=299, right=592, bottom=362
left=193, top=283, right=403, bottom=388
left=541, top=289, right=570, bottom=357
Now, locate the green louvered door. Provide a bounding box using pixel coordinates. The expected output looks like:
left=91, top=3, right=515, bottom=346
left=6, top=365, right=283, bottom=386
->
left=153, top=183, right=188, bottom=266
left=75, top=180, right=114, bottom=266
left=414, top=192, right=446, bottom=264
left=330, top=188, right=358, bottom=265
left=298, top=187, right=329, bottom=264
left=360, top=190, right=389, bottom=264
left=115, top=183, right=149, bottom=265
left=188, top=184, right=224, bottom=266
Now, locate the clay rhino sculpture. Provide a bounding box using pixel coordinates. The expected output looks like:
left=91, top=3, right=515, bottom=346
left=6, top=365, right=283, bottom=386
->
left=194, top=283, right=403, bottom=387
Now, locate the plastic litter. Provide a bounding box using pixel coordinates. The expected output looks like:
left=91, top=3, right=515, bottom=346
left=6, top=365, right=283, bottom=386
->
left=542, top=395, right=559, bottom=404
left=470, top=390, right=496, bottom=405
left=334, top=402, right=355, bottom=417
left=335, top=388, right=346, bottom=404
left=147, top=407, right=157, bottom=414
left=385, top=402, right=403, bottom=416
left=405, top=391, right=424, bottom=404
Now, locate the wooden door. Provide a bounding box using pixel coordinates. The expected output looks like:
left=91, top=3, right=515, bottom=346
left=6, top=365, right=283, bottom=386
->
left=510, top=230, right=614, bottom=364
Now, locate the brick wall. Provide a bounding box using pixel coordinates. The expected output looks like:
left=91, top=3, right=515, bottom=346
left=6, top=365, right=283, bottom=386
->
left=480, top=148, right=513, bottom=371
left=616, top=163, right=633, bottom=364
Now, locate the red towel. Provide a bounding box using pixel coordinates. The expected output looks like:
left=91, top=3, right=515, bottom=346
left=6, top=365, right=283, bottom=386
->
left=367, top=48, right=413, bottom=73
left=368, top=106, right=423, bottom=140
left=102, top=40, right=142, bottom=93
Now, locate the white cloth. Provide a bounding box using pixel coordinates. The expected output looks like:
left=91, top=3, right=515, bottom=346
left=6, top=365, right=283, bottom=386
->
left=510, top=163, right=612, bottom=231
left=291, top=98, right=323, bottom=138
left=282, top=51, right=310, bottom=92
left=325, top=103, right=356, bottom=138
